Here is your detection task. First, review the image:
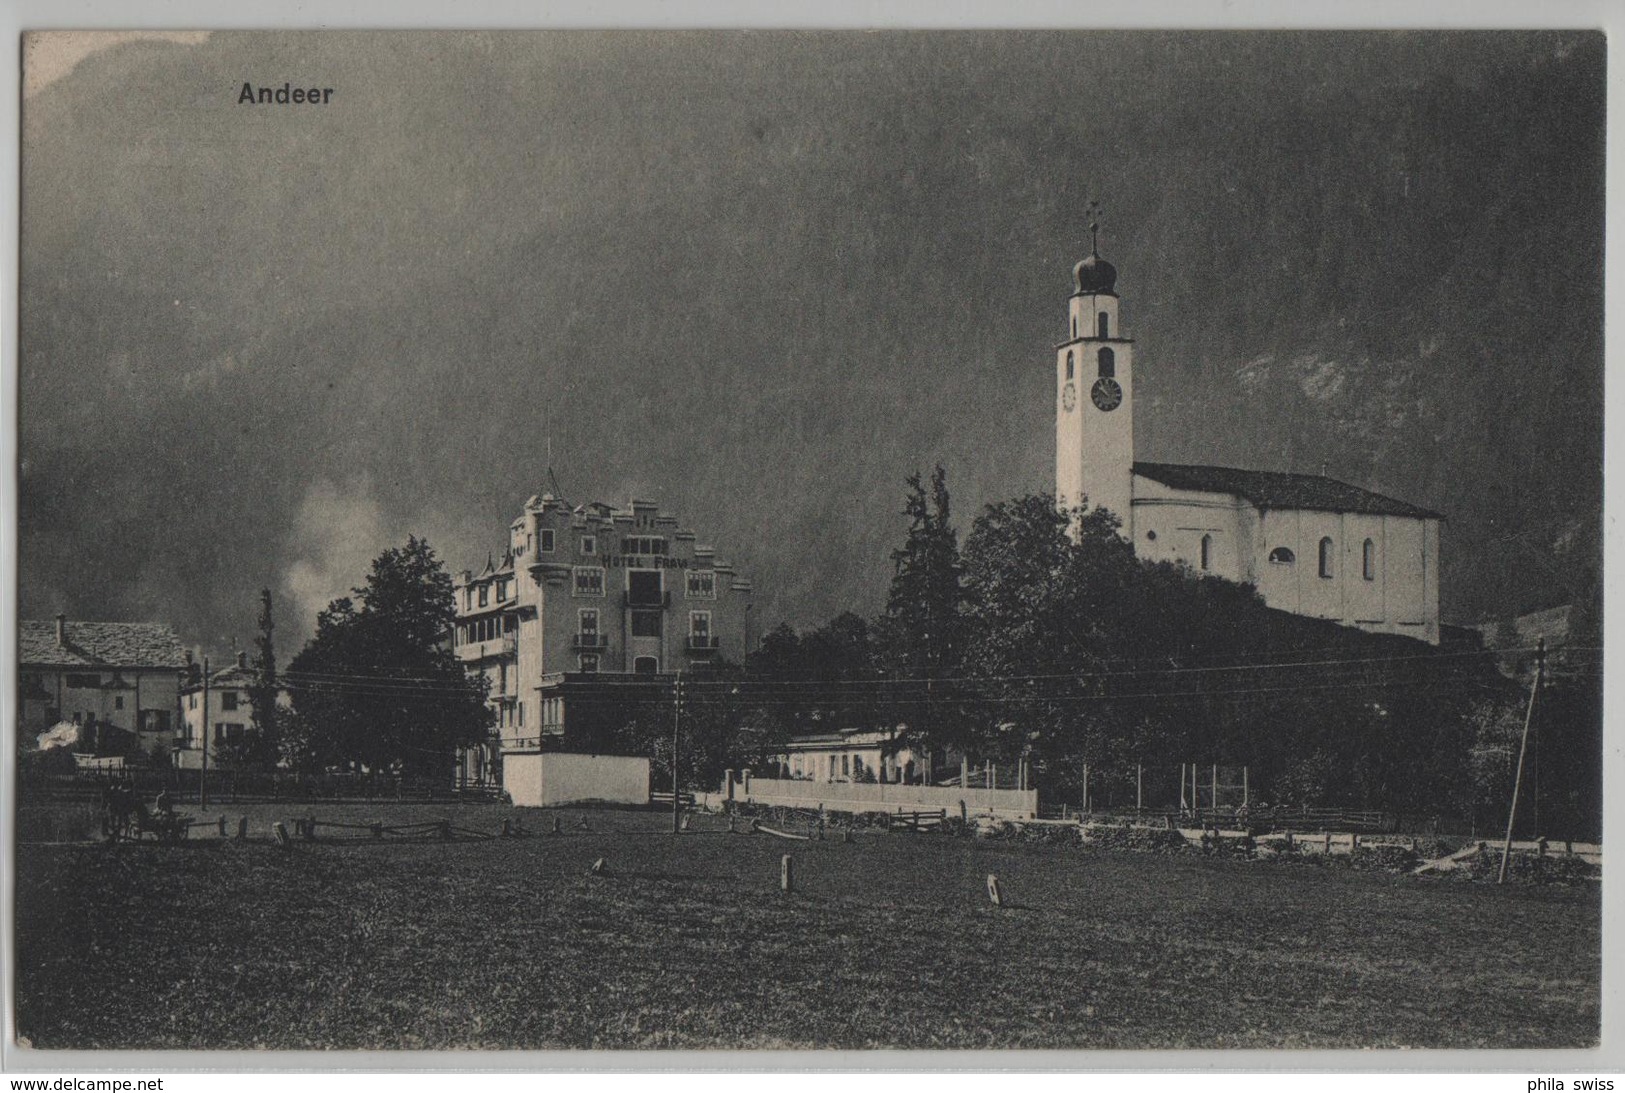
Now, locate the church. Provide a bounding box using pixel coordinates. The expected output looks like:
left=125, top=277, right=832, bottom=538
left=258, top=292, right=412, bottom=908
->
left=1054, top=225, right=1442, bottom=645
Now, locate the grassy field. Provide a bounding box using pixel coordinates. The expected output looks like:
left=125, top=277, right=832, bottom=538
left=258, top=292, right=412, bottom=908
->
left=13, top=801, right=1601, bottom=1051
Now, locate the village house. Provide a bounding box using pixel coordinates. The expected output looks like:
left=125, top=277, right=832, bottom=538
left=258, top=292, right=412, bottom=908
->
left=18, top=615, right=187, bottom=763
left=173, top=650, right=277, bottom=770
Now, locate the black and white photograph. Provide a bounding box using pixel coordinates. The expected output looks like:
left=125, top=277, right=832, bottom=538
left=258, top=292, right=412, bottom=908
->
left=8, top=26, right=1609, bottom=1058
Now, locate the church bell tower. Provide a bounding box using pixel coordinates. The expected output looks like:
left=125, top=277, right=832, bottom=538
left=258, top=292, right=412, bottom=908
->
left=1055, top=206, right=1134, bottom=535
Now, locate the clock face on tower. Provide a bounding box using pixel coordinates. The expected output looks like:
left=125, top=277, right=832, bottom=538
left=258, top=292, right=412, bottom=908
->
left=1061, top=382, right=1076, bottom=412
left=1091, top=376, right=1123, bottom=412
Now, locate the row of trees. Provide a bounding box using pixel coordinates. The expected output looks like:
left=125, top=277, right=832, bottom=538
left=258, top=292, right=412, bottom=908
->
left=224, top=469, right=1597, bottom=835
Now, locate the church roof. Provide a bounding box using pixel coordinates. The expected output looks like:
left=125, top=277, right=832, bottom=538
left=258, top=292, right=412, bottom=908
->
left=1132, top=463, right=1443, bottom=520
left=20, top=620, right=188, bottom=670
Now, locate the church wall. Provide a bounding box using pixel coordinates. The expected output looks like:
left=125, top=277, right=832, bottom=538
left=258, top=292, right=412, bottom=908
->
left=1128, top=478, right=1250, bottom=582
left=1252, top=509, right=1439, bottom=643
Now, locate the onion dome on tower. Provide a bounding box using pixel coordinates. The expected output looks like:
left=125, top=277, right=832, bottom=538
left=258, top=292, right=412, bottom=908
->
left=1073, top=200, right=1118, bottom=295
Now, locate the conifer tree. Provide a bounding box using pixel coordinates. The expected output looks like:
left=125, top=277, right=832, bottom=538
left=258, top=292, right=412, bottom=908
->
left=247, top=588, right=281, bottom=768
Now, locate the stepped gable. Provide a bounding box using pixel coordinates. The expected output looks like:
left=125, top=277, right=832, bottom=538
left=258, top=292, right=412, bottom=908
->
left=1132, top=462, right=1443, bottom=521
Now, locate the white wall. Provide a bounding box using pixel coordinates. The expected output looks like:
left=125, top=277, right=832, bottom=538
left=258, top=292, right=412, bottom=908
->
left=716, top=776, right=1037, bottom=820
left=1128, top=481, right=1440, bottom=644
left=503, top=752, right=650, bottom=808
left=1129, top=479, right=1253, bottom=581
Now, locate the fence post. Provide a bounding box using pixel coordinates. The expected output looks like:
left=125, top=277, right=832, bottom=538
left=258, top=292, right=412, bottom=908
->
left=1323, top=831, right=1332, bottom=854
left=987, top=874, right=1004, bottom=907
left=274, top=821, right=290, bottom=848
left=781, top=855, right=794, bottom=893
left=237, top=816, right=248, bottom=840
left=218, top=815, right=227, bottom=837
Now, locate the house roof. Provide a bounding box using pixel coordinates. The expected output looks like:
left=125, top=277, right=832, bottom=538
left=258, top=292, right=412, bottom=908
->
left=20, top=620, right=188, bottom=670
left=181, top=663, right=258, bottom=693
left=1133, top=462, right=1443, bottom=520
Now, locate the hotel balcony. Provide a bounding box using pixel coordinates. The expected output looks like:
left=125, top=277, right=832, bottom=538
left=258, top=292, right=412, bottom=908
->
left=572, top=633, right=608, bottom=651
left=456, top=634, right=518, bottom=661
left=623, top=590, right=671, bottom=609
left=685, top=634, right=720, bottom=654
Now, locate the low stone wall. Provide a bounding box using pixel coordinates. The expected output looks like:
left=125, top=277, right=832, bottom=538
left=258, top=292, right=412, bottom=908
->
left=504, top=753, right=650, bottom=808
left=698, top=776, right=1036, bottom=820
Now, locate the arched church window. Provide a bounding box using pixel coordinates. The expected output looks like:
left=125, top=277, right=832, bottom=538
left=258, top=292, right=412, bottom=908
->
left=1318, top=537, right=1335, bottom=579
left=1268, top=547, right=1295, bottom=565
left=1098, top=311, right=1110, bottom=339
left=1066, top=351, right=1074, bottom=380
left=1362, top=538, right=1376, bottom=581
left=1098, top=347, right=1115, bottom=379
left=1199, top=534, right=1213, bottom=571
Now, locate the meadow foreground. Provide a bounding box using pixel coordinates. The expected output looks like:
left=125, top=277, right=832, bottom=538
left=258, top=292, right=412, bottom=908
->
left=13, top=804, right=1600, bottom=1051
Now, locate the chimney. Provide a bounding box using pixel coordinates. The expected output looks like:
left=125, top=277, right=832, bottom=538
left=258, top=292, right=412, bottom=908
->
left=237, top=650, right=248, bottom=670
left=55, top=613, right=66, bottom=646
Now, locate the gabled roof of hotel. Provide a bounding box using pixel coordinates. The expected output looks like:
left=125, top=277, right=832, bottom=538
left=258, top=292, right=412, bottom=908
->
left=20, top=620, right=188, bottom=670
left=1133, top=462, right=1443, bottom=520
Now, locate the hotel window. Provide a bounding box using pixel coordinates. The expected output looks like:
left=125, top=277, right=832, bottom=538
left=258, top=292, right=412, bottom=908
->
left=579, top=653, right=599, bottom=674
left=189, top=694, right=197, bottom=710
left=632, top=610, right=663, bottom=638
left=478, top=584, right=489, bottom=607
left=689, top=611, right=712, bottom=647
left=633, top=656, right=659, bottom=675
left=686, top=570, right=716, bottom=598
left=222, top=691, right=238, bottom=711
left=573, top=566, right=605, bottom=596
left=1362, top=538, right=1377, bottom=581
left=539, top=529, right=555, bottom=553
left=497, top=578, right=511, bottom=601
left=1199, top=534, right=1213, bottom=571
left=579, top=608, right=599, bottom=637
left=115, top=696, right=124, bottom=710
left=841, top=754, right=850, bottom=777
left=581, top=535, right=596, bottom=556
left=628, top=569, right=663, bottom=607
left=1319, top=537, right=1335, bottom=579
left=1098, top=346, right=1115, bottom=379
left=1268, top=547, right=1295, bottom=565
left=621, top=536, right=668, bottom=556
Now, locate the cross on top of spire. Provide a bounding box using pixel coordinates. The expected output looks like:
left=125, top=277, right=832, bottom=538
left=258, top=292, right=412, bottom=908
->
left=1086, top=199, right=1103, bottom=257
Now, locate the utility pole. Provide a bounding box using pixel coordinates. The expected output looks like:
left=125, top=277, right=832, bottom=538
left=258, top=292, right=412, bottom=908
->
left=199, top=655, right=211, bottom=809
left=671, top=669, right=683, bottom=835
left=1498, top=638, right=1545, bottom=885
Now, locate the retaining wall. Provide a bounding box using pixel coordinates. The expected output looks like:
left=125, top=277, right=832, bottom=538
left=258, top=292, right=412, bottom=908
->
left=698, top=776, right=1037, bottom=819
left=504, top=753, right=649, bottom=808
